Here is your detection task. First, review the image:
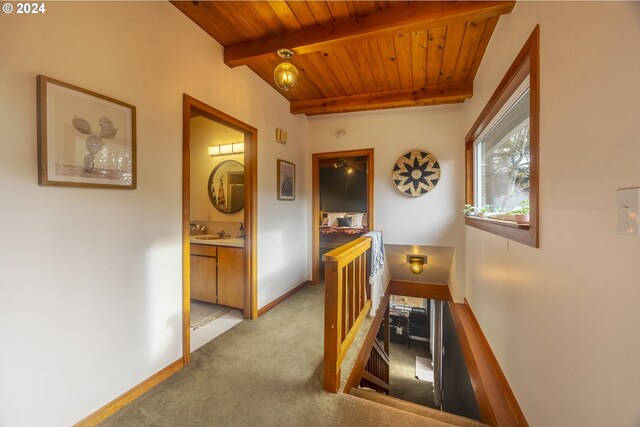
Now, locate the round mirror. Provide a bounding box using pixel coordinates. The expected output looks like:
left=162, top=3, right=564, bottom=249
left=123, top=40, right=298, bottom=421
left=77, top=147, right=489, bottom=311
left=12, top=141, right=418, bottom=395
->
left=208, top=160, right=245, bottom=214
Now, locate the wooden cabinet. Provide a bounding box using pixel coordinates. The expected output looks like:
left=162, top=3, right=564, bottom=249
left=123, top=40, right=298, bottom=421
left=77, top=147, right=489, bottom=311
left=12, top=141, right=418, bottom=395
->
left=190, top=244, right=217, bottom=303
left=190, top=244, right=244, bottom=310
left=390, top=311, right=409, bottom=345
left=217, top=247, right=245, bottom=309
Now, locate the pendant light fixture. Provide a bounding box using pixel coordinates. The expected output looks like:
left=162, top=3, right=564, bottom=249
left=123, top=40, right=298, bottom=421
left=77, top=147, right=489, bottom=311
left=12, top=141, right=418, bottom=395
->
left=407, top=255, right=427, bottom=275
left=273, top=48, right=299, bottom=91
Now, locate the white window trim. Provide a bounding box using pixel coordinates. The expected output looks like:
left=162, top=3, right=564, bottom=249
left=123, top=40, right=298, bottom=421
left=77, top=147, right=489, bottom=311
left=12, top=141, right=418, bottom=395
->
left=474, top=75, right=531, bottom=210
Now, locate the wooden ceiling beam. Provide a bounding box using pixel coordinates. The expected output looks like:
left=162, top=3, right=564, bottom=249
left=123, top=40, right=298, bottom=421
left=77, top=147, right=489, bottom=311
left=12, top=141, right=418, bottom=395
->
left=224, top=1, right=515, bottom=67
left=290, top=82, right=473, bottom=115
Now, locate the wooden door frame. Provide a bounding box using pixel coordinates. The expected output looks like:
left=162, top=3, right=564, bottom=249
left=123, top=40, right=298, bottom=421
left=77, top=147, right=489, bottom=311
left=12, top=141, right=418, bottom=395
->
left=312, top=148, right=374, bottom=285
left=182, top=94, right=258, bottom=364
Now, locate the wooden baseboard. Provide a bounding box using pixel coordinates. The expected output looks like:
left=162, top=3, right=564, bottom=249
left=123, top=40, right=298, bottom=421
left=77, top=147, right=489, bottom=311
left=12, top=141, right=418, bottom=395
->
left=74, top=358, right=184, bottom=426
left=449, top=299, right=528, bottom=427
left=257, top=280, right=311, bottom=316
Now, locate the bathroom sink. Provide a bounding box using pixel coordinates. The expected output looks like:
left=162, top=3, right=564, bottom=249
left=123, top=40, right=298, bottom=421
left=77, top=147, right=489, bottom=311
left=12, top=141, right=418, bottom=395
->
left=193, top=235, right=233, bottom=240
left=191, top=235, right=244, bottom=248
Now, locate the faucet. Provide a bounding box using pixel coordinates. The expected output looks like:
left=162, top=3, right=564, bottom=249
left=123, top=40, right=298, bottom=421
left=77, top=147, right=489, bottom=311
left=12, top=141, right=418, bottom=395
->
left=217, top=228, right=227, bottom=238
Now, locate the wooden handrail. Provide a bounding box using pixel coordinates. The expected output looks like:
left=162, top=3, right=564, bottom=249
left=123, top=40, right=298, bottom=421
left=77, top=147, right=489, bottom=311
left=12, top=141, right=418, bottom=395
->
left=322, top=237, right=372, bottom=264
left=323, top=236, right=372, bottom=392
left=450, top=299, right=529, bottom=426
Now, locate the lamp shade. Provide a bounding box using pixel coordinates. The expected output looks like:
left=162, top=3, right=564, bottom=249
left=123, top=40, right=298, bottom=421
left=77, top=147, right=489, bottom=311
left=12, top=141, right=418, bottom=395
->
left=274, top=61, right=299, bottom=91
left=409, top=259, right=424, bottom=275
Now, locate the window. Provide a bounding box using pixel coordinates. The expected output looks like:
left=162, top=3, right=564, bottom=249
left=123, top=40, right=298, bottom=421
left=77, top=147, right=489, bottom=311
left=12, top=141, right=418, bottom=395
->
left=475, top=80, right=530, bottom=214
left=465, top=26, right=539, bottom=248
left=390, top=295, right=426, bottom=313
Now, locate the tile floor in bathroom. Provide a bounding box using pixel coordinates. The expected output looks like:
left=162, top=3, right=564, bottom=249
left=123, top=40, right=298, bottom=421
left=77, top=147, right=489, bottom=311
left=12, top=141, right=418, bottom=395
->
left=190, top=305, right=244, bottom=353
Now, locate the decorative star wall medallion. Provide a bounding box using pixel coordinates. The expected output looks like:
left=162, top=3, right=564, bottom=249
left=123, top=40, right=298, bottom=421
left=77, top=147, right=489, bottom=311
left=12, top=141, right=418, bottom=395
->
left=392, top=151, right=441, bottom=197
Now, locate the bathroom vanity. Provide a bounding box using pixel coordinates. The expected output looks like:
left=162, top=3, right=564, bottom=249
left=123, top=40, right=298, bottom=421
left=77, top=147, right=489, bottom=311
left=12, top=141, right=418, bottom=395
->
left=190, top=237, right=245, bottom=310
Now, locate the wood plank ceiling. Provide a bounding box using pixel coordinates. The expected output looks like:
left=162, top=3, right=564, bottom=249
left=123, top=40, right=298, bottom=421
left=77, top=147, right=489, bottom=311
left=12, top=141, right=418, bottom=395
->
left=172, top=1, right=515, bottom=116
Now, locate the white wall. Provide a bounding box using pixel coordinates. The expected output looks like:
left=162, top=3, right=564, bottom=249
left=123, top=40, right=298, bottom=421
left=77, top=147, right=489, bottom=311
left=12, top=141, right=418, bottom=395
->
left=0, top=3, right=307, bottom=426
left=306, top=106, right=466, bottom=298
left=462, top=2, right=640, bottom=426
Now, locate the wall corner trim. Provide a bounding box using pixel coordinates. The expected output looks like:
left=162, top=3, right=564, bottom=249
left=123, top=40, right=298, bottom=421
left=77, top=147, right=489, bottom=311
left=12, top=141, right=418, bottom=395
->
left=74, top=358, right=184, bottom=426
left=257, top=280, right=312, bottom=317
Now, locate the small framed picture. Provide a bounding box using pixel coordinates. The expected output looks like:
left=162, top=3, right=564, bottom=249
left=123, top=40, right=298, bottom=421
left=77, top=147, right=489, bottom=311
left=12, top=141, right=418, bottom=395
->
left=37, top=75, right=136, bottom=189
left=277, top=159, right=295, bottom=201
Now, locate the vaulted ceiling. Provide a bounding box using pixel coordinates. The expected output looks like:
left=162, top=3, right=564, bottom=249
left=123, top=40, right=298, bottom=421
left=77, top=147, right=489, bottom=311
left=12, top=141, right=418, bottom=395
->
left=172, top=1, right=515, bottom=116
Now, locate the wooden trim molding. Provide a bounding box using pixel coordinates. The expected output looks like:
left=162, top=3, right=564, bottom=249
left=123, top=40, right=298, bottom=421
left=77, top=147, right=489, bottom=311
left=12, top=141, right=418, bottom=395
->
left=182, top=95, right=192, bottom=363
left=182, top=95, right=259, bottom=367
left=448, top=299, right=528, bottom=427
left=74, top=359, right=183, bottom=426
left=312, top=149, right=374, bottom=285
left=464, top=216, right=529, bottom=230
left=389, top=280, right=452, bottom=302
left=258, top=280, right=311, bottom=316
left=464, top=25, right=540, bottom=248
left=291, top=83, right=472, bottom=116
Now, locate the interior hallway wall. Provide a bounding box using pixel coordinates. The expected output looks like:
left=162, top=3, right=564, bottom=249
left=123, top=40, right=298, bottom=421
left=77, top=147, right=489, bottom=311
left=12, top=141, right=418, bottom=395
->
left=462, top=2, right=640, bottom=426
left=0, top=3, right=307, bottom=426
left=306, top=106, right=466, bottom=298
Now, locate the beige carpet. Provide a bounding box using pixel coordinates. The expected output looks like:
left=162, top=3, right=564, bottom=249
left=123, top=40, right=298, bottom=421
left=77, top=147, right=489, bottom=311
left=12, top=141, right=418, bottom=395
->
left=99, top=284, right=458, bottom=427
left=389, top=341, right=437, bottom=408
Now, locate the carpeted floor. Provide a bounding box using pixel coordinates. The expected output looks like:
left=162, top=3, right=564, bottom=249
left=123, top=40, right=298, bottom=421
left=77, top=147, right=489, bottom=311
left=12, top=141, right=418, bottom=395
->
left=389, top=341, right=437, bottom=408
left=99, top=284, right=454, bottom=427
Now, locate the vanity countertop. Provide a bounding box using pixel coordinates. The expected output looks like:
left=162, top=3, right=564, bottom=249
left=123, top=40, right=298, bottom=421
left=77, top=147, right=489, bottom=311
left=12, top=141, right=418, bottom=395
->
left=190, top=235, right=245, bottom=248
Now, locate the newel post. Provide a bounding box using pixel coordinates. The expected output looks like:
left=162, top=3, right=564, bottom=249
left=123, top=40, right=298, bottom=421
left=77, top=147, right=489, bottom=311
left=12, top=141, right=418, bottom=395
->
left=323, top=260, right=342, bottom=392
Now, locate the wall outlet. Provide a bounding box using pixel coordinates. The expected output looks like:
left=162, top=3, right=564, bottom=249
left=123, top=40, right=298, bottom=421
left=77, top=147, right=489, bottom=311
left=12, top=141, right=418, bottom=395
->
left=276, top=128, right=287, bottom=144
left=617, top=187, right=640, bottom=236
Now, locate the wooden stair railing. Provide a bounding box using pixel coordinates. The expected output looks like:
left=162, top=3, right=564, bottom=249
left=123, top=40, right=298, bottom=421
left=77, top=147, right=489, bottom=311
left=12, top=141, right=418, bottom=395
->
left=360, top=340, right=390, bottom=394
left=323, top=236, right=372, bottom=392
left=343, top=284, right=391, bottom=395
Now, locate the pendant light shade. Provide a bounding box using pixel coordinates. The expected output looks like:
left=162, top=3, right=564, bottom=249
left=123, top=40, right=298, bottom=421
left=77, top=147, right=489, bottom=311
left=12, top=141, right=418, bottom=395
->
left=274, top=48, right=298, bottom=91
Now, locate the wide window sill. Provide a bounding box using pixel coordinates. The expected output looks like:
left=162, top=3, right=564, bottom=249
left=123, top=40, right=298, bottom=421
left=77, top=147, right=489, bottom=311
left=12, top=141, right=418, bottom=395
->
left=464, top=216, right=529, bottom=229
left=464, top=216, right=537, bottom=247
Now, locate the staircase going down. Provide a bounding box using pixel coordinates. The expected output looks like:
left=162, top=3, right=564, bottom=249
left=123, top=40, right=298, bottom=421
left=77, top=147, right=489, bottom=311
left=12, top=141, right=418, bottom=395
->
left=351, top=388, right=488, bottom=427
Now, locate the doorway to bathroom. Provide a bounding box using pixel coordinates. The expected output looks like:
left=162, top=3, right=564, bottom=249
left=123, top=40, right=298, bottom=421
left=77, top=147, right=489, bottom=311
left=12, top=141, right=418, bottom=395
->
left=182, top=95, right=257, bottom=363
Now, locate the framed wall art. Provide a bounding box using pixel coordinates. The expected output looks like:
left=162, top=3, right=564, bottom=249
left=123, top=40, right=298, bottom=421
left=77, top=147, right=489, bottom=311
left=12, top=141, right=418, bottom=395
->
left=37, top=75, right=136, bottom=189
left=392, top=150, right=441, bottom=197
left=277, top=159, right=295, bottom=201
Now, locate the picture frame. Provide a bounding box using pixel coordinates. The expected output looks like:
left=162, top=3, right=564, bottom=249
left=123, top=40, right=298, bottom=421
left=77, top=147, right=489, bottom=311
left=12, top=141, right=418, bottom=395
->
left=37, top=75, right=136, bottom=189
left=277, top=159, right=295, bottom=201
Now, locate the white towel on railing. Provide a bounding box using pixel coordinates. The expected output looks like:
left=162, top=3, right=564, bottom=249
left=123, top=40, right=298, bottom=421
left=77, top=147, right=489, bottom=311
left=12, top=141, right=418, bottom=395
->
left=365, top=231, right=389, bottom=316
left=365, top=230, right=384, bottom=278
